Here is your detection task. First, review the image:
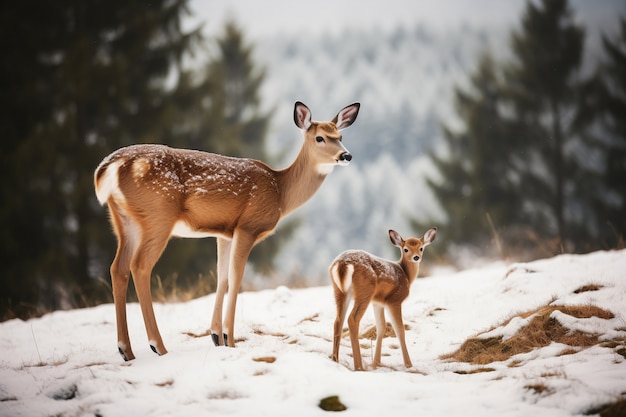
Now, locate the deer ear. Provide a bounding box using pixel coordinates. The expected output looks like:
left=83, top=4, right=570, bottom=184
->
left=294, top=101, right=312, bottom=130
left=389, top=229, right=404, bottom=247
left=332, top=103, right=360, bottom=130
left=423, top=227, right=438, bottom=245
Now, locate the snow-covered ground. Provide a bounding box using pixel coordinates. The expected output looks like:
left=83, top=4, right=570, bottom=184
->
left=1, top=249, right=625, bottom=416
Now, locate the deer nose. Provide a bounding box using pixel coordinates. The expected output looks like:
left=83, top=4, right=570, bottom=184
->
left=413, top=255, right=420, bottom=262
left=338, top=152, right=352, bottom=164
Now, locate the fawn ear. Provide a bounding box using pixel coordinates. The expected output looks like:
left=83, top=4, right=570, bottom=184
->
left=294, top=101, right=312, bottom=130
left=423, top=227, right=438, bottom=245
left=389, top=229, right=404, bottom=247
left=332, top=103, right=360, bottom=130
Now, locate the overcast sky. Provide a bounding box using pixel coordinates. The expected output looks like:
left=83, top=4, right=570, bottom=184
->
left=188, top=0, right=624, bottom=40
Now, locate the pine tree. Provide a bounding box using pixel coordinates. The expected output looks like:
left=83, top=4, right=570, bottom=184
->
left=504, top=0, right=585, bottom=249
left=0, top=0, right=202, bottom=318
left=423, top=54, right=523, bottom=254
left=153, top=20, right=289, bottom=283
left=577, top=17, right=626, bottom=248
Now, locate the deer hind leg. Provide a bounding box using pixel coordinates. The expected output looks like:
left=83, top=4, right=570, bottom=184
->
left=347, top=297, right=370, bottom=371
left=387, top=304, right=412, bottom=368
left=211, top=237, right=231, bottom=346
left=129, top=226, right=172, bottom=356
left=330, top=275, right=352, bottom=363
left=372, top=304, right=386, bottom=368
left=222, top=231, right=256, bottom=347
left=108, top=205, right=140, bottom=361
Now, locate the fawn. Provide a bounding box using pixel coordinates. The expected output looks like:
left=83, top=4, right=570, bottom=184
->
left=329, top=227, right=437, bottom=370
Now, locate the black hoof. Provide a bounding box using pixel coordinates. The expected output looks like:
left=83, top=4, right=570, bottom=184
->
left=118, top=347, right=130, bottom=361
left=150, top=343, right=163, bottom=356
left=211, top=333, right=228, bottom=346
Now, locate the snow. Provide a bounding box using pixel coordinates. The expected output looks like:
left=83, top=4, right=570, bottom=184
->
left=1, top=249, right=625, bottom=416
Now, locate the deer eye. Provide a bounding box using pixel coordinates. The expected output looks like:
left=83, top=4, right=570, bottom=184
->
left=315, top=136, right=325, bottom=143
left=403, top=248, right=409, bottom=253
left=420, top=248, right=424, bottom=252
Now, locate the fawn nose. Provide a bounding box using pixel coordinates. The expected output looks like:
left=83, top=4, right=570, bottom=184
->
left=413, top=255, right=420, bottom=262
left=338, top=152, right=352, bottom=165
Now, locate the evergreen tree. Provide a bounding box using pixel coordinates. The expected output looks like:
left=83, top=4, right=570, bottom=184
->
left=577, top=17, right=626, bottom=248
left=421, top=54, right=523, bottom=254
left=0, top=1, right=202, bottom=319
left=504, top=0, right=585, bottom=249
left=421, top=0, right=597, bottom=259
left=154, top=20, right=288, bottom=280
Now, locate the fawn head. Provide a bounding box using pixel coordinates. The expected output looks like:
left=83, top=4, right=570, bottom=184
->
left=389, top=227, right=437, bottom=263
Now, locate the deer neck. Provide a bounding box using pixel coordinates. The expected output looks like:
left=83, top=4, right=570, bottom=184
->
left=277, top=146, right=328, bottom=218
left=399, top=259, right=420, bottom=284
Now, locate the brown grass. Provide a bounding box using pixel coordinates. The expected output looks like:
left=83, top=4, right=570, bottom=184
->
left=253, top=356, right=276, bottom=363
left=454, top=367, right=496, bottom=375
left=441, top=304, right=614, bottom=364
left=182, top=329, right=212, bottom=338
left=573, top=284, right=604, bottom=294
left=358, top=322, right=410, bottom=340
left=524, top=383, right=554, bottom=396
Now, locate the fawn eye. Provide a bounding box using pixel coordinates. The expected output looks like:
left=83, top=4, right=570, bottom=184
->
left=420, top=247, right=424, bottom=252
left=315, top=136, right=325, bottom=143
left=403, top=248, right=409, bottom=253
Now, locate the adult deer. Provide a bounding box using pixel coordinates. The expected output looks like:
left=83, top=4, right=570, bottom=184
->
left=94, top=101, right=360, bottom=360
left=329, top=227, right=437, bottom=371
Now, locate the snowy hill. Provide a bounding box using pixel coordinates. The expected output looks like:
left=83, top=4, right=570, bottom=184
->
left=1, top=249, right=625, bottom=416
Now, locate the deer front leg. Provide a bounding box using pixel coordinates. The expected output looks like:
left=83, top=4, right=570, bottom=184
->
left=372, top=304, right=386, bottom=368
left=222, top=231, right=255, bottom=348
left=211, top=238, right=231, bottom=346
left=388, top=304, right=412, bottom=369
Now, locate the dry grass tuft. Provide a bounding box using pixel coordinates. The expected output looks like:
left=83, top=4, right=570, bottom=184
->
left=207, top=390, right=246, bottom=400
left=441, top=304, right=614, bottom=364
left=298, top=313, right=320, bottom=324
left=454, top=367, right=496, bottom=375
left=358, top=323, right=410, bottom=340
left=253, top=356, right=276, bottom=363
left=524, top=383, right=553, bottom=396
left=182, top=329, right=212, bottom=338
left=573, top=284, right=604, bottom=294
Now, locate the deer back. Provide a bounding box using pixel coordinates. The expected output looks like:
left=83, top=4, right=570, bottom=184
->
left=95, top=144, right=282, bottom=240
left=331, top=250, right=411, bottom=305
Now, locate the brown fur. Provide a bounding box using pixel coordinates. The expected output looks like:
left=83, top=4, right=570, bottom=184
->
left=329, top=228, right=437, bottom=371
left=95, top=102, right=359, bottom=360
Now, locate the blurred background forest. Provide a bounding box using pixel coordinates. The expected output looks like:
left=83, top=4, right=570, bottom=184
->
left=1, top=0, right=624, bottom=320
